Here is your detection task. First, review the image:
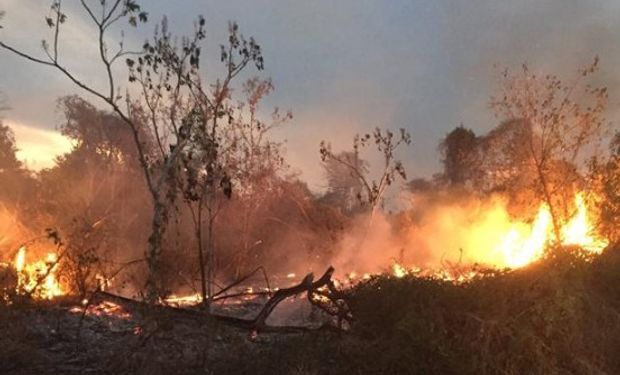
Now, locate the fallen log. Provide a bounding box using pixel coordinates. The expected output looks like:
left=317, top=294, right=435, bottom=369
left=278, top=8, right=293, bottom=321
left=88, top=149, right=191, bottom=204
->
left=86, top=266, right=350, bottom=334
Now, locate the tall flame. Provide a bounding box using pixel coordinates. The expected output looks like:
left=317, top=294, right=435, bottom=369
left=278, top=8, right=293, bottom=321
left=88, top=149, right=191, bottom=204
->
left=561, top=193, right=608, bottom=253
left=493, top=192, right=607, bottom=269
left=15, top=246, right=25, bottom=272
left=393, top=192, right=609, bottom=278
left=499, top=202, right=553, bottom=268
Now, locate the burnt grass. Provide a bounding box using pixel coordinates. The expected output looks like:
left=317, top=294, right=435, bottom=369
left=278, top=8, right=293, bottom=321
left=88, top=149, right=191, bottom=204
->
left=2, top=245, right=620, bottom=375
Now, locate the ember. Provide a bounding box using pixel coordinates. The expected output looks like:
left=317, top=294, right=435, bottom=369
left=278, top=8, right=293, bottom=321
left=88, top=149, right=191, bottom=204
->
left=69, top=300, right=132, bottom=319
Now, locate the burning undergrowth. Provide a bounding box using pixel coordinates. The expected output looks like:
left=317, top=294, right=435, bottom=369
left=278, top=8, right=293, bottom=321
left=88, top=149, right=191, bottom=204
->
left=324, top=189, right=608, bottom=279
left=0, top=186, right=611, bottom=309
left=1, top=244, right=618, bottom=375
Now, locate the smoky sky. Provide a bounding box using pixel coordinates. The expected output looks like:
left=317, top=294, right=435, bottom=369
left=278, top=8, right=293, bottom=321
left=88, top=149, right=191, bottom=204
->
left=1, top=0, right=619, bottom=189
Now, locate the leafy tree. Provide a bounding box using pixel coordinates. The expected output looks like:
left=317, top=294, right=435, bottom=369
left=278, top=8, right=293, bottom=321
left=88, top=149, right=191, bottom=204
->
left=40, top=97, right=152, bottom=296
left=0, top=118, right=39, bottom=212
left=56, top=95, right=153, bottom=167
left=0, top=1, right=265, bottom=301
left=475, top=119, right=542, bottom=210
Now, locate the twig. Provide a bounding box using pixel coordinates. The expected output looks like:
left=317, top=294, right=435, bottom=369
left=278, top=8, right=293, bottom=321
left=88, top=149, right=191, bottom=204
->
left=212, top=265, right=271, bottom=299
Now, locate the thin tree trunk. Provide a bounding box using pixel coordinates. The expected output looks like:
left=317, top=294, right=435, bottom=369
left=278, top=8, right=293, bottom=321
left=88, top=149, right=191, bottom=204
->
left=146, top=198, right=167, bottom=302
left=236, top=203, right=252, bottom=279
left=205, top=205, right=215, bottom=313
left=196, top=202, right=207, bottom=308
left=537, top=165, right=562, bottom=243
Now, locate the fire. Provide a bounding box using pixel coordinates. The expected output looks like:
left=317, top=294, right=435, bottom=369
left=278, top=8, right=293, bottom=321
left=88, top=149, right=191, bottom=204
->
left=14, top=246, right=64, bottom=299
left=498, top=202, right=553, bottom=268
left=164, top=293, right=202, bottom=306
left=4, top=194, right=607, bottom=302
left=392, top=263, right=407, bottom=278
left=561, top=193, right=608, bottom=252
left=497, top=192, right=608, bottom=268
left=393, top=192, right=608, bottom=278
left=14, top=246, right=25, bottom=272
left=70, top=300, right=132, bottom=319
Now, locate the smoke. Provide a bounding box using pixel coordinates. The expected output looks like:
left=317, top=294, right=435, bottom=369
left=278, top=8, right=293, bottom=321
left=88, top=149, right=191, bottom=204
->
left=328, top=213, right=407, bottom=275
left=399, top=195, right=525, bottom=267
left=325, top=193, right=538, bottom=275
left=0, top=205, right=25, bottom=256
left=0, top=204, right=57, bottom=264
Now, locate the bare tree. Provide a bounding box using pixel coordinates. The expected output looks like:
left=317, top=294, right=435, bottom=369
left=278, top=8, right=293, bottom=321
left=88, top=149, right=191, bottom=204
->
left=322, top=151, right=369, bottom=214
left=176, top=107, right=230, bottom=309
left=489, top=58, right=608, bottom=241
left=225, top=78, right=291, bottom=278
left=0, top=1, right=264, bottom=301
left=320, top=127, right=411, bottom=222
left=175, top=41, right=276, bottom=310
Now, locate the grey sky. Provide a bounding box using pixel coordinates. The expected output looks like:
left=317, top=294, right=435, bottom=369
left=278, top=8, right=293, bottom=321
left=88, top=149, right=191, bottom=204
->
left=1, top=1, right=619, bottom=189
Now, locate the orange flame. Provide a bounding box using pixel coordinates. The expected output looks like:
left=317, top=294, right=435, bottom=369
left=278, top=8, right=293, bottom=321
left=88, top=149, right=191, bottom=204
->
left=497, top=201, right=553, bottom=268
left=561, top=193, right=608, bottom=252
left=496, top=192, right=607, bottom=268
left=392, top=263, right=407, bottom=278
left=392, top=192, right=608, bottom=278
left=14, top=246, right=64, bottom=299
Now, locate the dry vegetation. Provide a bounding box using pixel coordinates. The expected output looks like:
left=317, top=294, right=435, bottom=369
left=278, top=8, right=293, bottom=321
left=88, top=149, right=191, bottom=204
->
left=1, top=1, right=620, bottom=374
left=1, top=245, right=620, bottom=375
